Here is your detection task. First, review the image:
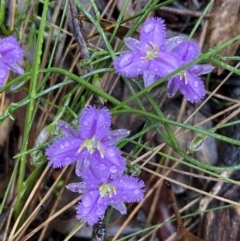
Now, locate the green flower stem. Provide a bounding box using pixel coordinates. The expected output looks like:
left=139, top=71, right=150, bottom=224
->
left=73, top=0, right=115, bottom=60
left=0, top=0, right=8, bottom=35
left=0, top=0, right=5, bottom=24
left=212, top=119, right=240, bottom=131
left=129, top=77, right=178, bottom=149
left=109, top=0, right=132, bottom=44
left=113, top=108, right=240, bottom=172
left=14, top=0, right=32, bottom=29
left=210, top=57, right=240, bottom=75
left=14, top=0, right=49, bottom=218
left=117, top=204, right=233, bottom=241
left=89, top=0, right=100, bottom=20
left=189, top=0, right=213, bottom=39
left=129, top=139, right=240, bottom=185
left=0, top=67, right=129, bottom=124
left=142, top=91, right=179, bottom=149
left=121, top=77, right=174, bottom=149
left=0, top=90, right=74, bottom=214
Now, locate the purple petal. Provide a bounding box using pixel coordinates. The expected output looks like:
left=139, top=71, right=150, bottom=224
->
left=57, top=120, right=78, bottom=137
left=66, top=182, right=86, bottom=193
left=45, top=136, right=83, bottom=168
left=142, top=51, right=181, bottom=87
left=110, top=201, right=127, bottom=214
left=167, top=77, right=179, bottom=98
left=113, top=51, right=148, bottom=77
left=148, top=51, right=180, bottom=77
left=7, top=63, right=24, bottom=75
left=0, top=62, right=9, bottom=87
left=33, top=124, right=54, bottom=148
left=143, top=70, right=156, bottom=87
left=189, top=64, right=214, bottom=76
left=165, top=36, right=184, bottom=51
left=111, top=176, right=145, bottom=203
left=81, top=166, right=107, bottom=188
left=79, top=106, right=111, bottom=140
left=102, top=129, right=130, bottom=145
left=75, top=149, right=92, bottom=177
left=103, top=145, right=126, bottom=174
left=91, top=146, right=126, bottom=177
left=140, top=17, right=166, bottom=48
left=76, top=190, right=109, bottom=225
left=173, top=73, right=206, bottom=103
left=0, top=36, right=24, bottom=64
left=124, top=37, right=141, bottom=51
left=172, top=40, right=200, bottom=63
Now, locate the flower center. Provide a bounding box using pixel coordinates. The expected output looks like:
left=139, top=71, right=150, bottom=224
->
left=99, top=183, right=117, bottom=198
left=179, top=70, right=189, bottom=84
left=78, top=135, right=104, bottom=158
left=143, top=41, right=159, bottom=60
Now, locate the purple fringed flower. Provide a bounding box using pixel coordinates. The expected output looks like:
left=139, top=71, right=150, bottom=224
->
left=167, top=40, right=213, bottom=103
left=113, top=16, right=213, bottom=103
left=45, top=106, right=129, bottom=177
left=0, top=36, right=24, bottom=87
left=113, top=17, right=180, bottom=87
left=67, top=167, right=145, bottom=225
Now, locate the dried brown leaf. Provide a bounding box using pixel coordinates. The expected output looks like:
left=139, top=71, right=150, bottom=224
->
left=205, top=0, right=240, bottom=74
left=165, top=181, right=204, bottom=241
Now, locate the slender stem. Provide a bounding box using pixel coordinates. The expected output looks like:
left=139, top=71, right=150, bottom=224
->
left=14, top=0, right=49, bottom=218
left=69, top=0, right=90, bottom=59
left=92, top=218, right=106, bottom=241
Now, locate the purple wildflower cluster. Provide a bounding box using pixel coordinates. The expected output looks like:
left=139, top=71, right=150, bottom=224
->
left=46, top=106, right=145, bottom=225
left=113, top=17, right=213, bottom=103
left=0, top=36, right=24, bottom=87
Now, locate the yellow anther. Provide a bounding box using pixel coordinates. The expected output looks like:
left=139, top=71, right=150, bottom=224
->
left=99, top=183, right=117, bottom=198
left=97, top=141, right=104, bottom=158
left=179, top=71, right=189, bottom=84
left=78, top=135, right=104, bottom=157
left=143, top=42, right=160, bottom=60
